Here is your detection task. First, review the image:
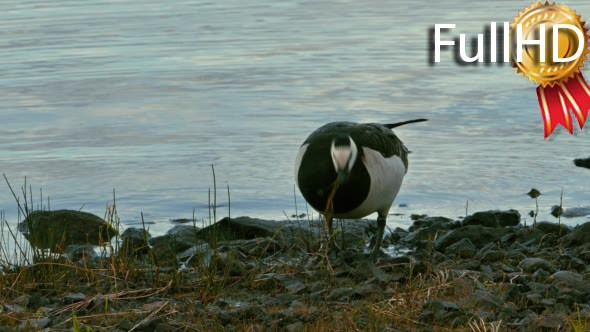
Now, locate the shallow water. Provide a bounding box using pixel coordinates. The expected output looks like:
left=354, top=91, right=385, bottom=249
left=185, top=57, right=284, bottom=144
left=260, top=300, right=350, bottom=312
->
left=2, top=0, right=590, bottom=236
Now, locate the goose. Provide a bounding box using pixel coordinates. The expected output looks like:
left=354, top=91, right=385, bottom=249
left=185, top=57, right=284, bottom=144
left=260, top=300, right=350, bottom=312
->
left=294, top=119, right=427, bottom=258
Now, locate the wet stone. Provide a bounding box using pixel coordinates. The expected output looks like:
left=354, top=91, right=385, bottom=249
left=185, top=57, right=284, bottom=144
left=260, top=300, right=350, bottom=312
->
left=435, top=225, right=504, bottom=251
left=445, top=238, right=477, bottom=258
left=63, top=293, right=87, bottom=304
left=518, top=257, right=553, bottom=273
left=563, top=222, right=590, bottom=246
left=327, top=288, right=355, bottom=301
left=121, top=227, right=151, bottom=255
left=19, top=318, right=50, bottom=329
left=481, top=250, right=506, bottom=262
left=464, top=290, right=503, bottom=310
left=354, top=284, right=383, bottom=301
left=535, top=221, right=570, bottom=235
left=2, top=304, right=25, bottom=313
left=462, top=209, right=520, bottom=228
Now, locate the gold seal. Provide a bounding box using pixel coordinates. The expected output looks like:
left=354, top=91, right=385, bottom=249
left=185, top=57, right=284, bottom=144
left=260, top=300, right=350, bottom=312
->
left=512, top=2, right=590, bottom=87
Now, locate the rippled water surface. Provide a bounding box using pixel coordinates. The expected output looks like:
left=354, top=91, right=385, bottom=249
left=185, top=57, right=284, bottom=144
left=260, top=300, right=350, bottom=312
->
left=2, top=0, right=590, bottom=235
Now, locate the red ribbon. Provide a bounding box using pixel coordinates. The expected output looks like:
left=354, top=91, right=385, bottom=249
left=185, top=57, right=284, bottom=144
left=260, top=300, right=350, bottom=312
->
left=536, top=73, right=590, bottom=138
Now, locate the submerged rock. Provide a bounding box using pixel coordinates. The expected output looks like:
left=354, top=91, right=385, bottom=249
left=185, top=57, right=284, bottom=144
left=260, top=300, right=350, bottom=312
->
left=18, top=210, right=117, bottom=252
left=573, top=157, right=590, bottom=169
left=562, top=207, right=590, bottom=218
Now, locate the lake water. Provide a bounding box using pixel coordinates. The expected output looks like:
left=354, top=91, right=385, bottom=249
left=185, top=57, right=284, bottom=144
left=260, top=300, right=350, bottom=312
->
left=2, top=0, right=590, bottom=237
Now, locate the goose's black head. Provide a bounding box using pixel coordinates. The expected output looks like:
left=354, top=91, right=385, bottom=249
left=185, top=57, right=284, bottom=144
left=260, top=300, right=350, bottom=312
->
left=330, top=134, right=358, bottom=185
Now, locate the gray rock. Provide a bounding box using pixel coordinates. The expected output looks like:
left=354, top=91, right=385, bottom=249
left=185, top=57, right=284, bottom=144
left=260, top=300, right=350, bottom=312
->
left=385, top=227, right=408, bottom=245
left=452, top=277, right=477, bottom=297
left=228, top=237, right=280, bottom=256
left=530, top=314, right=566, bottom=331
left=464, top=290, right=504, bottom=309
left=19, top=318, right=50, bottom=329
left=166, top=224, right=200, bottom=243
left=65, top=244, right=97, bottom=261
left=535, top=221, right=570, bottom=235
left=196, top=217, right=315, bottom=249
left=210, top=249, right=248, bottom=276
left=562, top=222, right=590, bottom=247
left=557, top=254, right=586, bottom=272
left=285, top=322, right=304, bottom=332
left=419, top=299, right=464, bottom=325
left=354, top=284, right=383, bottom=301
left=63, top=293, right=86, bottom=304
left=409, top=216, right=456, bottom=231
left=2, top=304, right=25, bottom=312
left=121, top=227, right=151, bottom=254
left=463, top=209, right=520, bottom=227
left=423, top=299, right=460, bottom=312
left=209, top=306, right=232, bottom=325
left=518, top=258, right=553, bottom=273
left=498, top=283, right=526, bottom=303
left=117, top=320, right=135, bottom=331
left=283, top=279, right=306, bottom=294
left=327, top=288, right=355, bottom=301
left=531, top=269, right=551, bottom=281
left=151, top=242, right=179, bottom=267
left=196, top=216, right=377, bottom=250
left=436, top=225, right=505, bottom=250
left=230, top=304, right=266, bottom=320
left=353, top=261, right=390, bottom=285
left=578, top=249, right=590, bottom=263
left=149, top=225, right=201, bottom=253
left=170, top=218, right=193, bottom=224
left=514, top=228, right=545, bottom=245
left=27, top=294, right=49, bottom=309
left=552, top=270, right=583, bottom=281
left=550, top=271, right=586, bottom=291
left=18, top=210, right=117, bottom=252
left=525, top=292, right=544, bottom=305
left=481, top=250, right=506, bottom=262
left=177, top=242, right=210, bottom=259
left=446, top=238, right=477, bottom=258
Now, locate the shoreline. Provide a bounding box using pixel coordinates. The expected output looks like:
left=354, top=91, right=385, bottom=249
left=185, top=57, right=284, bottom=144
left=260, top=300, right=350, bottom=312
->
left=1, top=210, right=589, bottom=331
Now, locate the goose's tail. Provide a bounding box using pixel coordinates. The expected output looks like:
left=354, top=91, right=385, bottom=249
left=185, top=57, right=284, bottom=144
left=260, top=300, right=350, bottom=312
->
left=384, top=119, right=428, bottom=129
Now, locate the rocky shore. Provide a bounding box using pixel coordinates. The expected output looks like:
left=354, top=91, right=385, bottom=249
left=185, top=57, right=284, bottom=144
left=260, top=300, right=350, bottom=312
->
left=2, top=210, right=590, bottom=331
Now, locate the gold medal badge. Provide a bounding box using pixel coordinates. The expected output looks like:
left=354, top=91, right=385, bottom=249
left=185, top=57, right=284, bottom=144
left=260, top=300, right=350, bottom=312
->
left=512, top=2, right=590, bottom=137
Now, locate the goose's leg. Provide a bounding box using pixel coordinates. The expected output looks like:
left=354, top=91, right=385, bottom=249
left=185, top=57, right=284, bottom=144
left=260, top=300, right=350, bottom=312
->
left=371, top=215, right=386, bottom=261
left=325, top=215, right=340, bottom=253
